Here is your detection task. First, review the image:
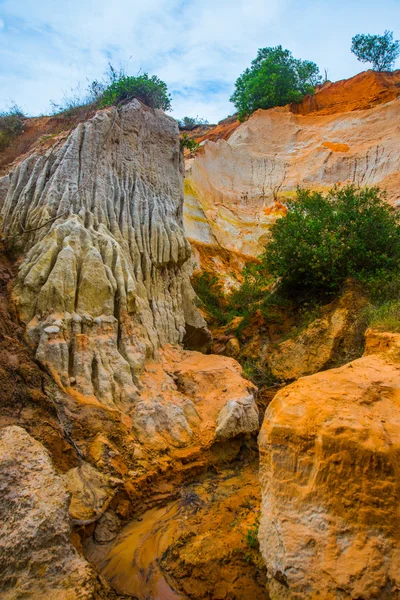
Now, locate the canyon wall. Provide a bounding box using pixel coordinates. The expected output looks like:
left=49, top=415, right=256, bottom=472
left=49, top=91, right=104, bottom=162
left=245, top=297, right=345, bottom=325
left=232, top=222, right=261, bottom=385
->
left=0, top=101, right=259, bottom=597
left=184, top=70, right=400, bottom=260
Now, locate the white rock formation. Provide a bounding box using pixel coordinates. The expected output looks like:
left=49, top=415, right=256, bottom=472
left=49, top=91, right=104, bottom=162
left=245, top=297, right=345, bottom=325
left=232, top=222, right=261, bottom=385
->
left=0, top=101, right=209, bottom=410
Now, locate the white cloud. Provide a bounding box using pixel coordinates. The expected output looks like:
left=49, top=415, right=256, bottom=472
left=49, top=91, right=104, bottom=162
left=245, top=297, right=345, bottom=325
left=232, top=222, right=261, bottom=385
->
left=0, top=0, right=399, bottom=120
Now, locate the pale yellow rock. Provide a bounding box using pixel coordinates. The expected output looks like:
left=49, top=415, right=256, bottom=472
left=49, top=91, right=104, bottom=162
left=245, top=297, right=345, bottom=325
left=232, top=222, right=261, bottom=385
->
left=266, top=287, right=367, bottom=380
left=0, top=101, right=257, bottom=466
left=185, top=96, right=400, bottom=257
left=64, top=461, right=122, bottom=524
left=0, top=102, right=210, bottom=409
left=0, top=426, right=108, bottom=599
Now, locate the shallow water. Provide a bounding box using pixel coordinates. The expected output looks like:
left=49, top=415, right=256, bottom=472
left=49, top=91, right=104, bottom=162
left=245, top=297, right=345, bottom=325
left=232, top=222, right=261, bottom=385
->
left=99, top=501, right=186, bottom=599
left=97, top=464, right=267, bottom=600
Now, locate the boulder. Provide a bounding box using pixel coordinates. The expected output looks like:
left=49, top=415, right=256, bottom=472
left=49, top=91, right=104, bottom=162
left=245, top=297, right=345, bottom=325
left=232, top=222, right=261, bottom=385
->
left=0, top=425, right=108, bottom=599
left=258, top=330, right=400, bottom=599
left=266, top=286, right=367, bottom=380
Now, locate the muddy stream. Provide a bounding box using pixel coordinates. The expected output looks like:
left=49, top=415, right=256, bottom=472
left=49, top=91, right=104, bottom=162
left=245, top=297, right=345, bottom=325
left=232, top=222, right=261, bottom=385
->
left=99, top=500, right=184, bottom=599
left=88, top=461, right=268, bottom=600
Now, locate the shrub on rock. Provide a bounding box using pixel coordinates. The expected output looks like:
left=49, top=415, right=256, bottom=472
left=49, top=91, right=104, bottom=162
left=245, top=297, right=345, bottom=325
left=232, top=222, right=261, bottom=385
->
left=263, top=185, right=400, bottom=294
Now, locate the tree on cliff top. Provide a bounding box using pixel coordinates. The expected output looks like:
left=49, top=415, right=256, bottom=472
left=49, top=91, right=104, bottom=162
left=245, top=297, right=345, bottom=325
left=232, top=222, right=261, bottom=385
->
left=51, top=64, right=172, bottom=115
left=351, top=31, right=400, bottom=71
left=230, top=46, right=321, bottom=121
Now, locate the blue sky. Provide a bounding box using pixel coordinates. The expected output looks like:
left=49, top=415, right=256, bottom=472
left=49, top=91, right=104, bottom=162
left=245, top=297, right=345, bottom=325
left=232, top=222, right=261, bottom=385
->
left=1, top=0, right=400, bottom=123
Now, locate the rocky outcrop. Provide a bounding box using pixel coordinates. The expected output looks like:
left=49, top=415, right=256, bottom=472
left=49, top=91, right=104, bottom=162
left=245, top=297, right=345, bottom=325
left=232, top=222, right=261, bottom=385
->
left=292, top=69, right=400, bottom=116
left=266, top=286, right=367, bottom=380
left=0, top=425, right=109, bottom=599
left=184, top=70, right=400, bottom=259
left=0, top=101, right=259, bottom=592
left=258, top=329, right=400, bottom=599
left=0, top=101, right=210, bottom=409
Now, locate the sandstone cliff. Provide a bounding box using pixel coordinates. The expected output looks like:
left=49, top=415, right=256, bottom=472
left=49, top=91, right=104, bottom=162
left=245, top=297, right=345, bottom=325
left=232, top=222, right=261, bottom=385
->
left=0, top=100, right=259, bottom=597
left=184, top=70, right=400, bottom=260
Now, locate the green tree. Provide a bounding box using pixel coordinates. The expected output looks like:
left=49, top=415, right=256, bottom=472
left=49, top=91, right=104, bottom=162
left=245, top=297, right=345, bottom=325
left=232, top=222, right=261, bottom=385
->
left=351, top=31, right=400, bottom=71
left=99, top=73, right=172, bottom=110
left=230, top=46, right=321, bottom=121
left=178, top=116, right=209, bottom=129
left=263, top=185, right=400, bottom=294
left=180, top=133, right=200, bottom=153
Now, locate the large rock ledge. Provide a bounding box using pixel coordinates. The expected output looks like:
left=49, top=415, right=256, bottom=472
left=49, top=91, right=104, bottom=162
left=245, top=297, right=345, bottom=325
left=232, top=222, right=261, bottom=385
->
left=259, top=330, right=400, bottom=600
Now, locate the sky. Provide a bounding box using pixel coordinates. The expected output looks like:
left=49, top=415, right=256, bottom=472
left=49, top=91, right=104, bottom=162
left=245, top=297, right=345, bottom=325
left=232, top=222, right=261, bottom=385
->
left=1, top=0, right=400, bottom=123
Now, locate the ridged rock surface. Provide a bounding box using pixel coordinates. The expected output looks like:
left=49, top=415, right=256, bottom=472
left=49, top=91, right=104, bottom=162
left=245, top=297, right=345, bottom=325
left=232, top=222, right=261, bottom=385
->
left=0, top=102, right=259, bottom=583
left=258, top=329, right=400, bottom=600
left=0, top=425, right=108, bottom=599
left=0, top=101, right=210, bottom=407
left=184, top=70, right=400, bottom=257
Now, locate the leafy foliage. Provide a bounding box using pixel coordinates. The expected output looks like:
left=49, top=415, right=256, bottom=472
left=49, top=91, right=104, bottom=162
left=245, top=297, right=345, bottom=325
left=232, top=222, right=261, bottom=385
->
left=178, top=116, right=209, bottom=129
left=51, top=64, right=171, bottom=114
left=351, top=30, right=400, bottom=71
left=99, top=72, right=171, bottom=110
left=192, top=263, right=272, bottom=328
left=0, top=104, right=25, bottom=152
left=180, top=134, right=200, bottom=153
left=245, top=516, right=260, bottom=549
left=192, top=272, right=228, bottom=324
left=242, top=359, right=278, bottom=388
left=263, top=185, right=400, bottom=295
left=230, top=46, right=321, bottom=121
left=365, top=300, right=400, bottom=333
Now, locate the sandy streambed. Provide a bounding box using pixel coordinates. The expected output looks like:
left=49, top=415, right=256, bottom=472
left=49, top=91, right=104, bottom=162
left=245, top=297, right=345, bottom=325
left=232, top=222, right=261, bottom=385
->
left=87, top=460, right=269, bottom=600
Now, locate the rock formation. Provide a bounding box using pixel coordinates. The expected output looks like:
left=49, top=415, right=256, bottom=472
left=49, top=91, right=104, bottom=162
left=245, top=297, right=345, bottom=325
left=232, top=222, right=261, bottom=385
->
left=258, top=329, right=400, bottom=599
left=0, top=99, right=259, bottom=434
left=0, top=100, right=259, bottom=596
left=0, top=100, right=209, bottom=405
left=184, top=70, right=400, bottom=259
left=0, top=425, right=109, bottom=599
left=265, top=285, right=367, bottom=381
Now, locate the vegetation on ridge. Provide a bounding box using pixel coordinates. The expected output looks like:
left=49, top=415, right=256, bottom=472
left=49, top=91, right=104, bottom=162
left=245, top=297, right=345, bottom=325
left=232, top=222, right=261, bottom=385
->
left=98, top=72, right=172, bottom=110
left=0, top=105, right=25, bottom=152
left=351, top=30, right=400, bottom=72
left=50, top=64, right=171, bottom=115
left=178, top=116, right=209, bottom=129
left=263, top=185, right=400, bottom=295
left=230, top=45, right=321, bottom=121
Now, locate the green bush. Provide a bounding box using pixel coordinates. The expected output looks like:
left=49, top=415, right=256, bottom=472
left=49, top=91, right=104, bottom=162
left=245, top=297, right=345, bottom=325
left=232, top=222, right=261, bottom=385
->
left=245, top=517, right=260, bottom=549
left=192, top=272, right=228, bottom=324
left=178, top=116, right=209, bottom=129
left=242, top=359, right=278, bottom=388
left=351, top=31, right=400, bottom=71
left=230, top=46, right=321, bottom=121
left=263, top=185, right=400, bottom=295
left=99, top=73, right=171, bottom=110
left=228, top=262, right=269, bottom=314
left=0, top=105, right=25, bottom=152
left=180, top=134, right=200, bottom=153
left=361, top=269, right=400, bottom=305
